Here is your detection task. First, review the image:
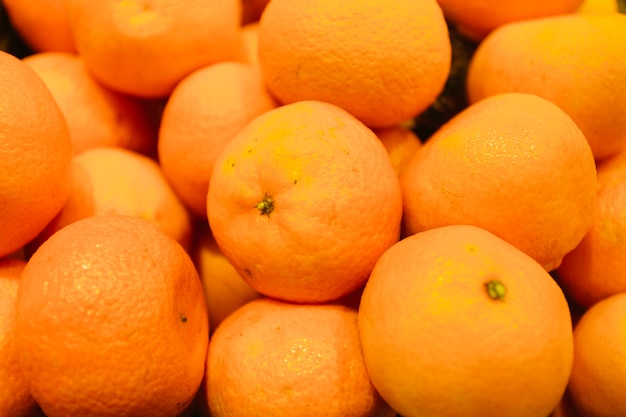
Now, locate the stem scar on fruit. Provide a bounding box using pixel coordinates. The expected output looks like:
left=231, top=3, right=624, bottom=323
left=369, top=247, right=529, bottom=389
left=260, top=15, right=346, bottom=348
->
left=484, top=279, right=507, bottom=301
left=255, top=192, right=274, bottom=217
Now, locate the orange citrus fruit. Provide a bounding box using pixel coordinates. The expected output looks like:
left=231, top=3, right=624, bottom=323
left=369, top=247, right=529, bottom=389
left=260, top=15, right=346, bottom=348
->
left=15, top=215, right=208, bottom=417
left=29, top=146, right=193, bottom=254
left=400, top=92, right=597, bottom=271
left=0, top=258, right=39, bottom=417
left=567, top=292, right=626, bottom=417
left=22, top=51, right=157, bottom=155
left=0, top=50, right=72, bottom=258
left=466, top=13, right=626, bottom=161
left=257, top=0, right=451, bottom=128
left=577, top=0, right=619, bottom=13
left=359, top=224, right=575, bottom=417
left=158, top=61, right=278, bottom=218
left=207, top=100, right=403, bottom=303
left=557, top=151, right=626, bottom=308
left=64, top=0, right=243, bottom=97
left=240, top=22, right=260, bottom=67
left=2, top=0, right=76, bottom=52
left=373, top=124, right=422, bottom=176
left=436, top=0, right=584, bottom=41
left=190, top=222, right=260, bottom=332
left=203, top=297, right=395, bottom=417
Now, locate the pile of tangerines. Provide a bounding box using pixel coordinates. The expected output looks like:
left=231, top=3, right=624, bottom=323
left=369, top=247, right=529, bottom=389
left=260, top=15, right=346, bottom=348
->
left=1, top=0, right=625, bottom=416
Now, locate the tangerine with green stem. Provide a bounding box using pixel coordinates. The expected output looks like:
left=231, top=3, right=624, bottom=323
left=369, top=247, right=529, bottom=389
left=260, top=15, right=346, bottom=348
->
left=359, top=224, right=575, bottom=417
left=207, top=100, right=403, bottom=303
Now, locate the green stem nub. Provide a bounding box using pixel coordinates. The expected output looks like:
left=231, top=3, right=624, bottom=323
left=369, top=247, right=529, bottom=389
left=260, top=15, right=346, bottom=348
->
left=484, top=279, right=507, bottom=301
left=255, top=193, right=274, bottom=217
